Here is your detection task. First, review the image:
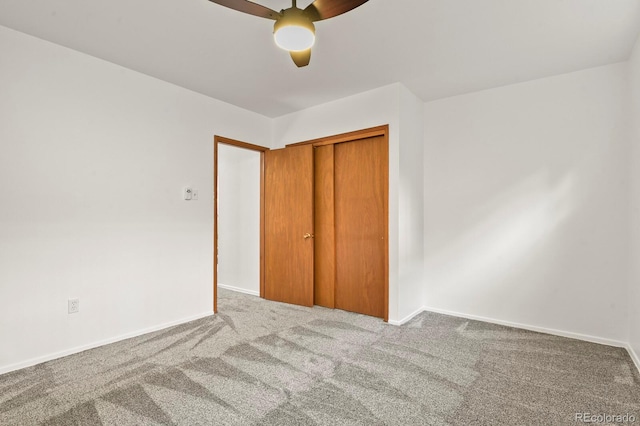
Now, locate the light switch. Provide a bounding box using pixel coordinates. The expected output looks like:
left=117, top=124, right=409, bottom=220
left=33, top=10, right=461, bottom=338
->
left=184, top=187, right=193, bottom=200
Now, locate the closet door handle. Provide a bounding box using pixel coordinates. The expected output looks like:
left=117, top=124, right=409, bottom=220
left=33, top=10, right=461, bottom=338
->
left=303, top=233, right=314, bottom=240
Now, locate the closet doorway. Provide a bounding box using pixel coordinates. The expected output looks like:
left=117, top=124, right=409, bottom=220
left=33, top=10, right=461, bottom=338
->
left=213, top=136, right=269, bottom=313
left=264, top=125, right=389, bottom=321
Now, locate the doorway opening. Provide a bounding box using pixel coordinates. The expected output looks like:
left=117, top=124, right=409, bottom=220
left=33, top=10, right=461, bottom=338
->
left=213, top=136, right=269, bottom=313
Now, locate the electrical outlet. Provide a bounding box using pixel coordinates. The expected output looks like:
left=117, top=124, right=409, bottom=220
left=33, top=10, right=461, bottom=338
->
left=68, top=298, right=80, bottom=314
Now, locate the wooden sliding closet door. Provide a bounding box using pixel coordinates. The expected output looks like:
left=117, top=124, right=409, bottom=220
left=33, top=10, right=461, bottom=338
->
left=334, top=136, right=387, bottom=318
left=264, top=145, right=315, bottom=307
left=314, top=145, right=336, bottom=308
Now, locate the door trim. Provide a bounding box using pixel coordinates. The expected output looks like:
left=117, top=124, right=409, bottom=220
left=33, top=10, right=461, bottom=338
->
left=287, top=125, right=390, bottom=322
left=214, top=136, right=269, bottom=314
left=286, top=125, right=389, bottom=148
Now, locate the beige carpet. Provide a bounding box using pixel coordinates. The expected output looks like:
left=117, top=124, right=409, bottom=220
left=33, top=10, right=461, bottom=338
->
left=1, top=288, right=638, bottom=425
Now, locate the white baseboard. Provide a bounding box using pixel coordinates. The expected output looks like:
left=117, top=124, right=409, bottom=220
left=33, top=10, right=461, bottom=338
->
left=627, top=344, right=640, bottom=375
left=422, top=305, right=627, bottom=348
left=218, top=283, right=260, bottom=297
left=388, top=306, right=426, bottom=326
left=0, top=311, right=214, bottom=376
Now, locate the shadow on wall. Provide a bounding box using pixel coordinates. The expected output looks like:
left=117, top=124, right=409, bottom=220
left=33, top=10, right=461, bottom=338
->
left=426, top=169, right=575, bottom=298
left=424, top=128, right=629, bottom=339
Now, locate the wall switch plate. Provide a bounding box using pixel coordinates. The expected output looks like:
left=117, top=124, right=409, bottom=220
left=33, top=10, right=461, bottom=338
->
left=68, top=298, right=79, bottom=314
left=192, top=189, right=199, bottom=200
left=184, top=187, right=193, bottom=200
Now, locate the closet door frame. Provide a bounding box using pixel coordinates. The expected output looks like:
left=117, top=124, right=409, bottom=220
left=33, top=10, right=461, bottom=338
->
left=214, top=136, right=270, bottom=314
left=286, top=125, right=390, bottom=322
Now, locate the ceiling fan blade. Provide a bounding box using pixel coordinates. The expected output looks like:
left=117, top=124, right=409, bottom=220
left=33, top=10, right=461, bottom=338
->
left=208, top=0, right=280, bottom=20
left=304, top=0, right=369, bottom=22
left=290, top=49, right=311, bottom=67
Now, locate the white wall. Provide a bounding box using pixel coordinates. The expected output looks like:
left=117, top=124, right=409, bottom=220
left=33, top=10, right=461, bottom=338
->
left=424, top=63, right=630, bottom=343
left=398, top=86, right=425, bottom=321
left=217, top=144, right=261, bottom=295
left=629, top=33, right=640, bottom=363
left=0, top=25, right=271, bottom=373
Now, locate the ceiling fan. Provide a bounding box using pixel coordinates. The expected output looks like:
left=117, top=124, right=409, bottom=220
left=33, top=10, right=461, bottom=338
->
left=207, top=0, right=370, bottom=67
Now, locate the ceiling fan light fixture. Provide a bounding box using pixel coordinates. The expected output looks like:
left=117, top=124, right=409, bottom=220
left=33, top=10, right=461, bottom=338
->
left=273, top=9, right=315, bottom=52
left=208, top=0, right=370, bottom=66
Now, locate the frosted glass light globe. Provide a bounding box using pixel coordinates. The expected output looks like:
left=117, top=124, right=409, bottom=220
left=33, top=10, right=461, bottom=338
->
left=273, top=9, right=316, bottom=52
left=274, top=25, right=315, bottom=52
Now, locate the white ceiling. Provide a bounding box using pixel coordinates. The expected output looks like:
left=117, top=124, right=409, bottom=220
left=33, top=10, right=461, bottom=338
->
left=1, top=0, right=639, bottom=117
